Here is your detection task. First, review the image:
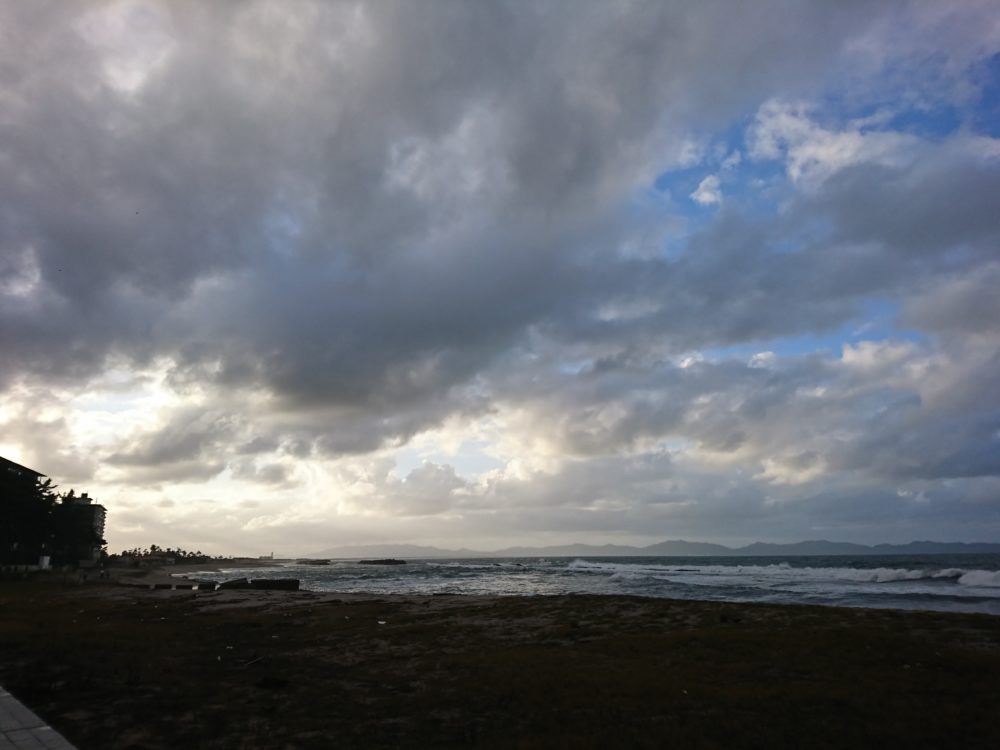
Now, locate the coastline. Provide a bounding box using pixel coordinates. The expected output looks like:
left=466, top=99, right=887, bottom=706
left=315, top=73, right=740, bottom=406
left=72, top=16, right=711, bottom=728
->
left=127, top=558, right=283, bottom=576
left=107, top=559, right=283, bottom=589
left=143, top=555, right=1000, bottom=615
left=2, top=580, right=999, bottom=748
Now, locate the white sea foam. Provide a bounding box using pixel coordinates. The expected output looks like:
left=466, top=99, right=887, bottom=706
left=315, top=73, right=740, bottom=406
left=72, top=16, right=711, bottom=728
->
left=933, top=568, right=966, bottom=579
left=958, top=570, right=1000, bottom=587
left=828, top=567, right=958, bottom=583
left=566, top=559, right=1000, bottom=590
left=608, top=570, right=657, bottom=582
left=256, top=555, right=1000, bottom=613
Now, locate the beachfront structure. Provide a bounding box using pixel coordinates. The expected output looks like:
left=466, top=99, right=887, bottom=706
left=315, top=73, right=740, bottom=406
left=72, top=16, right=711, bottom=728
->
left=59, top=492, right=107, bottom=565
left=0, top=456, right=49, bottom=566
left=1, top=456, right=108, bottom=567
left=1, top=455, right=45, bottom=487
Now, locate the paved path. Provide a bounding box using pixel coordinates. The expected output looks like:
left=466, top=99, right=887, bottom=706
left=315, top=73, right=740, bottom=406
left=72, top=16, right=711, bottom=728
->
left=0, top=687, right=77, bottom=750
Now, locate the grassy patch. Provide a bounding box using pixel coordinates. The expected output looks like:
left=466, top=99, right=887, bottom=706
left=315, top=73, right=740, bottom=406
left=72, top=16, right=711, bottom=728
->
left=1, top=581, right=999, bottom=748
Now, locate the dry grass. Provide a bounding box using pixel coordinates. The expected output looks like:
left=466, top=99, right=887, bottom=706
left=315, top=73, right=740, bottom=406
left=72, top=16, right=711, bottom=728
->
left=2, top=580, right=999, bottom=749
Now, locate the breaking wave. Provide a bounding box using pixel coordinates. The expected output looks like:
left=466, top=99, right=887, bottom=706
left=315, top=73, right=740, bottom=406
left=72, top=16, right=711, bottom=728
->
left=235, top=554, right=1000, bottom=613
left=958, top=570, right=1000, bottom=587
left=567, top=559, right=1000, bottom=588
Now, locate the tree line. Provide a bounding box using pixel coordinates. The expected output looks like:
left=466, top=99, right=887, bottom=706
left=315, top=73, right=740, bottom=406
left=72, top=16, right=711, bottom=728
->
left=112, top=544, right=216, bottom=565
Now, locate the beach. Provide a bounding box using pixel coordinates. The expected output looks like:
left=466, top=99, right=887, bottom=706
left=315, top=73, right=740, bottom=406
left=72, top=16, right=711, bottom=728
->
left=2, top=578, right=999, bottom=749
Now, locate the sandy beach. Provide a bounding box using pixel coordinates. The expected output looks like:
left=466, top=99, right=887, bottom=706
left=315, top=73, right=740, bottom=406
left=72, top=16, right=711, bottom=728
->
left=1, top=578, right=999, bottom=749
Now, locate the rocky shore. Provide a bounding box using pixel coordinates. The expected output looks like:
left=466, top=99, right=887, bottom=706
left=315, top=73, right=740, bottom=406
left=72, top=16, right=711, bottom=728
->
left=1, top=579, right=999, bottom=749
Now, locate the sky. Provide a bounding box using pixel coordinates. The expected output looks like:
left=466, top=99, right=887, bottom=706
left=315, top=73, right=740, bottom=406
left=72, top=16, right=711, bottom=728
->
left=2, top=0, right=999, bottom=556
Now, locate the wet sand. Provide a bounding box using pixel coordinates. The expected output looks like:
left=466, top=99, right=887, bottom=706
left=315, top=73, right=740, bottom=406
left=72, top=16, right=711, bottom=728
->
left=1, top=579, right=999, bottom=749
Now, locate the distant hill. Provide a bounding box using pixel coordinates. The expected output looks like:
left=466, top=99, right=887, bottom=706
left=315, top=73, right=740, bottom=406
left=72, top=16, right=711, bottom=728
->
left=306, top=539, right=1000, bottom=559
left=869, top=541, right=1000, bottom=555
left=492, top=543, right=648, bottom=557
left=642, top=539, right=734, bottom=556
left=734, top=540, right=873, bottom=556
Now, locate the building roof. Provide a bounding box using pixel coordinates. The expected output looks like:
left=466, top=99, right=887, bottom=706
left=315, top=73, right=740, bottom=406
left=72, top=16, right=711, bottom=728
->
left=0, top=455, right=45, bottom=478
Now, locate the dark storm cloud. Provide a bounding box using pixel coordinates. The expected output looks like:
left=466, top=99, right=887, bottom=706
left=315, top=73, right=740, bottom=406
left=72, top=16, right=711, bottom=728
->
left=1, top=0, right=871, bottom=390
left=2, top=1, right=999, bottom=548
left=901, top=263, right=1000, bottom=337
left=106, top=406, right=237, bottom=485
left=801, top=150, right=1000, bottom=265
left=109, top=407, right=238, bottom=467
left=155, top=127, right=1000, bottom=465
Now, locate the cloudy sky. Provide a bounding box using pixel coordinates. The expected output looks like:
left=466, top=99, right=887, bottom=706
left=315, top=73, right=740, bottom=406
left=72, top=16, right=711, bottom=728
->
left=2, top=1, right=999, bottom=555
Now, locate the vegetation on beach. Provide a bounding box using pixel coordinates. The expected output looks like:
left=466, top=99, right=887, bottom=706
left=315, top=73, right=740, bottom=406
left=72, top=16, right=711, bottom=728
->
left=111, top=544, right=215, bottom=566
left=1, top=581, right=999, bottom=749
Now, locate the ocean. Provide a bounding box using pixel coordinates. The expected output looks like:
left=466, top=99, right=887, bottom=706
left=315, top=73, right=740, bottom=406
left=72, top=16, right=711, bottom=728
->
left=212, top=554, right=1000, bottom=615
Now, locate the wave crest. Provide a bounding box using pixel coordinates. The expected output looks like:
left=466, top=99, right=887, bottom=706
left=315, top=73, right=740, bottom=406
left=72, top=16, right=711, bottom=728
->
left=958, top=570, right=1000, bottom=588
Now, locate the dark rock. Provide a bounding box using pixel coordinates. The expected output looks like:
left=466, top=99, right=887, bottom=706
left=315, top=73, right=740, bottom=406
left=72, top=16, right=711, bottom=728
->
left=218, top=577, right=251, bottom=590
left=249, top=578, right=300, bottom=591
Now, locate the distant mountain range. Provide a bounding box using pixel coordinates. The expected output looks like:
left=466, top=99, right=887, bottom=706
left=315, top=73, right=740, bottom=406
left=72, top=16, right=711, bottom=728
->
left=306, top=539, right=1000, bottom=559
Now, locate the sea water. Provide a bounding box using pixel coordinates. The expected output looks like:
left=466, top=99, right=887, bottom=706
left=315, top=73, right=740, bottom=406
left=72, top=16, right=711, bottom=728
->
left=213, top=554, right=1000, bottom=615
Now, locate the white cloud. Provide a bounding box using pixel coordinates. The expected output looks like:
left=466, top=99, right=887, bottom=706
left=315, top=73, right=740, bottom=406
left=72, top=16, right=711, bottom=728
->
left=690, top=174, right=722, bottom=205
left=840, top=340, right=912, bottom=368
left=756, top=453, right=827, bottom=486
left=747, top=99, right=919, bottom=185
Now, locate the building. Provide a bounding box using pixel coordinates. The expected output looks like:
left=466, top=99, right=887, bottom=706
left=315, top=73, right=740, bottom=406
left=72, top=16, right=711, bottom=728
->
left=60, top=492, right=107, bottom=565
left=1, top=456, right=108, bottom=567
left=0, top=455, right=44, bottom=488
left=0, top=455, right=49, bottom=566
